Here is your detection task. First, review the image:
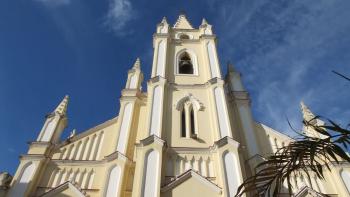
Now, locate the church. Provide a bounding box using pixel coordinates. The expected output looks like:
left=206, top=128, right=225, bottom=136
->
left=1, top=14, right=350, bottom=197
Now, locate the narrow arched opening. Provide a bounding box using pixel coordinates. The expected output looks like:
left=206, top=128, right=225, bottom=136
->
left=179, top=52, right=194, bottom=74
left=181, top=109, right=186, bottom=137
left=190, top=108, right=196, bottom=137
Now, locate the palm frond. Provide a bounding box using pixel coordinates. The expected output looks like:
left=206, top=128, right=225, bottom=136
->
left=235, top=117, right=350, bottom=197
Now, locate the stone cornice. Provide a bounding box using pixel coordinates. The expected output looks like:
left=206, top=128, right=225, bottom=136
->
left=147, top=76, right=167, bottom=86
left=153, top=33, right=170, bottom=38
left=199, top=34, right=217, bottom=40
left=213, top=136, right=240, bottom=149
left=20, top=154, right=47, bottom=161
left=167, top=147, right=214, bottom=154
left=50, top=151, right=132, bottom=166
left=172, top=39, right=201, bottom=44
left=136, top=135, right=166, bottom=149
left=120, top=89, right=144, bottom=101
left=28, top=141, right=52, bottom=147
left=207, top=77, right=222, bottom=85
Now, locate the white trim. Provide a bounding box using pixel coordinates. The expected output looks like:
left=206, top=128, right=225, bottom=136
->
left=116, top=103, right=133, bottom=154
left=156, top=40, right=166, bottom=77
left=206, top=41, right=220, bottom=78
left=341, top=169, right=350, bottom=194
left=150, top=86, right=163, bottom=136
left=142, top=149, right=160, bottom=197
left=104, top=165, right=121, bottom=197
left=8, top=162, right=36, bottom=197
left=223, top=151, right=241, bottom=197
left=214, top=87, right=231, bottom=138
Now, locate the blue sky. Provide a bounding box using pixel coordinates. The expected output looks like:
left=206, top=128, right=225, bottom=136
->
left=0, top=0, right=349, bottom=174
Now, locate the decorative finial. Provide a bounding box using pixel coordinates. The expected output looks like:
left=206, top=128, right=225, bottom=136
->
left=133, top=57, right=141, bottom=69
left=54, top=95, right=69, bottom=115
left=69, top=129, right=76, bottom=139
left=179, top=10, right=186, bottom=16
left=201, top=18, right=208, bottom=26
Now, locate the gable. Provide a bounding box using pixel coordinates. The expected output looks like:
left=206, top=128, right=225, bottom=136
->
left=173, top=15, right=194, bottom=29
left=161, top=170, right=221, bottom=197
left=294, top=186, right=326, bottom=197
left=40, top=182, right=86, bottom=197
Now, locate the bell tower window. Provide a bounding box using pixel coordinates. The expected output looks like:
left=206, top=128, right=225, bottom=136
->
left=181, top=110, right=186, bottom=137
left=179, top=52, right=194, bottom=74
left=179, top=34, right=190, bottom=39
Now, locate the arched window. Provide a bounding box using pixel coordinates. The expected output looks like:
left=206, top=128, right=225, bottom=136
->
left=180, top=102, right=197, bottom=138
left=181, top=110, right=186, bottom=137
left=179, top=52, right=194, bottom=74
left=190, top=108, right=195, bottom=137
left=176, top=94, right=204, bottom=139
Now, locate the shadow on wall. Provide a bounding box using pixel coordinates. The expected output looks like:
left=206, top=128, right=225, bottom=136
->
left=255, top=123, right=275, bottom=155
left=7, top=180, right=32, bottom=197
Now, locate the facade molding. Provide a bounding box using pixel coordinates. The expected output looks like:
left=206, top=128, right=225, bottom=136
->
left=160, top=169, right=222, bottom=194
left=137, top=135, right=166, bottom=148
left=39, top=181, right=87, bottom=197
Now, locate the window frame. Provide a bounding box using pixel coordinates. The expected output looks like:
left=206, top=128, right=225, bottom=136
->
left=174, top=49, right=199, bottom=76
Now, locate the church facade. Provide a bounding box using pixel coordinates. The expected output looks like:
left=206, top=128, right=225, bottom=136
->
left=1, top=15, right=350, bottom=197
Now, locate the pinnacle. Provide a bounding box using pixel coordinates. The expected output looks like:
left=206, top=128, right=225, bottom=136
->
left=300, top=101, right=315, bottom=121
left=201, top=18, right=208, bottom=26
left=161, top=17, right=168, bottom=24
left=133, top=57, right=141, bottom=69
left=54, top=95, right=69, bottom=115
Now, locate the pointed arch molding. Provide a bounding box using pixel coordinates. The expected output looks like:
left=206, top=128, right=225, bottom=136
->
left=174, top=49, right=199, bottom=76
left=175, top=94, right=204, bottom=111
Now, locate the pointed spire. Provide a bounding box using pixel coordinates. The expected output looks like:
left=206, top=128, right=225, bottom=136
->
left=132, top=57, right=141, bottom=69
left=55, top=95, right=69, bottom=115
left=300, top=101, right=315, bottom=121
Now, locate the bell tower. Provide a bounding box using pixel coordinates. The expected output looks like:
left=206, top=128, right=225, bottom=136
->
left=132, top=14, right=245, bottom=197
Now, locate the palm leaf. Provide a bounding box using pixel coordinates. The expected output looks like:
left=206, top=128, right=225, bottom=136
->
left=235, top=118, right=350, bottom=197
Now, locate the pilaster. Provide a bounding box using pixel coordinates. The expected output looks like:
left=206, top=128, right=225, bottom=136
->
left=132, top=135, right=166, bottom=197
